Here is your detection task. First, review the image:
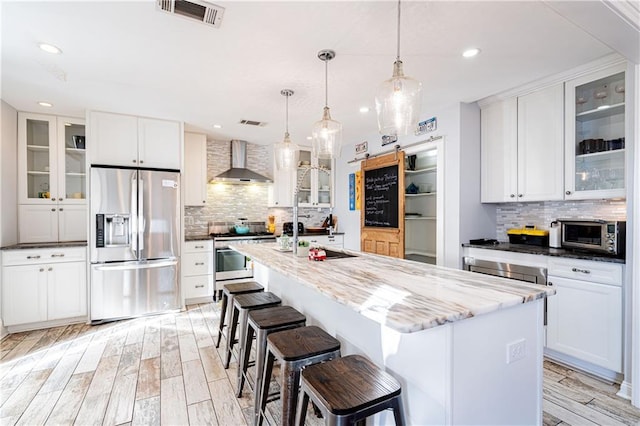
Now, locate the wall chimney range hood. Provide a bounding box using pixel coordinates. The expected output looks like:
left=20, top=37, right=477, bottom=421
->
left=212, top=140, right=273, bottom=184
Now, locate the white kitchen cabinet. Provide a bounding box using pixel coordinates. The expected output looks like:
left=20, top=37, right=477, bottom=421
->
left=1, top=246, right=87, bottom=329
left=564, top=63, right=626, bottom=200
left=89, top=111, right=181, bottom=170
left=269, top=162, right=294, bottom=207
left=17, top=113, right=87, bottom=243
left=182, top=240, right=214, bottom=302
left=184, top=132, right=208, bottom=206
left=480, top=84, right=564, bottom=202
left=546, top=258, right=622, bottom=373
left=295, top=149, right=334, bottom=207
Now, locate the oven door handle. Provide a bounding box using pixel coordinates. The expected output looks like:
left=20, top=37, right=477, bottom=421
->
left=216, top=247, right=234, bottom=253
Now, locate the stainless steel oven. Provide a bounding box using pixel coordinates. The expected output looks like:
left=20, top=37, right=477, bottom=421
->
left=215, top=244, right=253, bottom=281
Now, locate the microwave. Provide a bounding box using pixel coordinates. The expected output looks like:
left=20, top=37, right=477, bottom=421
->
left=559, top=219, right=626, bottom=256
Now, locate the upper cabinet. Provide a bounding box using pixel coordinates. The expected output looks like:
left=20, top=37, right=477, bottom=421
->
left=17, top=113, right=87, bottom=243
left=481, top=84, right=564, bottom=202
left=295, top=149, right=334, bottom=207
left=89, top=111, right=182, bottom=170
left=184, top=132, right=208, bottom=206
left=564, top=63, right=626, bottom=200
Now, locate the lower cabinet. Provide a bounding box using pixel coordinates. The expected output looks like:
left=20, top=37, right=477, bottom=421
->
left=1, top=246, right=87, bottom=329
left=546, top=258, right=623, bottom=373
left=182, top=240, right=213, bottom=302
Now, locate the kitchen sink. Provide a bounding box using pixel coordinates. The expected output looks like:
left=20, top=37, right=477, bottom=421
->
left=323, top=248, right=358, bottom=259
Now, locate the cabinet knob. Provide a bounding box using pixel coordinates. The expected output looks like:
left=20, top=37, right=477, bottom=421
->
left=509, top=194, right=515, bottom=198
left=518, top=194, right=523, bottom=198
left=203, top=200, right=206, bottom=204
left=48, top=267, right=53, bottom=271
left=51, top=208, right=56, bottom=212
left=140, top=160, right=144, bottom=164
left=40, top=268, right=45, bottom=272
left=52, top=198, right=56, bottom=202
left=59, top=208, right=64, bottom=211
left=548, top=282, right=553, bottom=286
left=133, top=159, right=137, bottom=163
left=59, top=198, right=64, bottom=201
left=565, top=190, right=571, bottom=195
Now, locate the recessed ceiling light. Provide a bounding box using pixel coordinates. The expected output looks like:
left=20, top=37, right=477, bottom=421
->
left=38, top=101, right=53, bottom=107
left=213, top=124, right=222, bottom=129
left=359, top=107, right=370, bottom=113
left=462, top=48, right=480, bottom=58
left=39, top=43, right=62, bottom=54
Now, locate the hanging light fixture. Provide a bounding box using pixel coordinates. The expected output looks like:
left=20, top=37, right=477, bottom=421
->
left=312, top=49, right=342, bottom=160
left=274, top=89, right=300, bottom=171
left=375, top=0, right=422, bottom=136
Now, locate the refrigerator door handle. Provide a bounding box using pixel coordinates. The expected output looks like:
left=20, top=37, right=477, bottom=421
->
left=139, top=175, right=145, bottom=252
left=130, top=172, right=138, bottom=258
left=93, top=259, right=178, bottom=271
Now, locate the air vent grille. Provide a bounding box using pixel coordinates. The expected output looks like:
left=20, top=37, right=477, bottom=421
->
left=239, top=119, right=267, bottom=127
left=156, top=0, right=224, bottom=28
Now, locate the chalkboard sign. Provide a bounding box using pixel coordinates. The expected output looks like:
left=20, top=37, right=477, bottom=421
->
left=363, top=164, right=399, bottom=228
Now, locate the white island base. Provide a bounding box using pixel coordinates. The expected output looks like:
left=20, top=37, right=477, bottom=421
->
left=254, top=262, right=544, bottom=425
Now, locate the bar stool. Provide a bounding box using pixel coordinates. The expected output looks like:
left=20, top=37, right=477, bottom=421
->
left=224, top=291, right=281, bottom=369
left=215, top=281, right=264, bottom=349
left=257, top=326, right=341, bottom=426
left=236, top=306, right=306, bottom=401
left=296, top=354, right=406, bottom=426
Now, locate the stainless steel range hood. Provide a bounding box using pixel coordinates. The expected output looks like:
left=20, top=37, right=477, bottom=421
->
left=213, top=140, right=272, bottom=183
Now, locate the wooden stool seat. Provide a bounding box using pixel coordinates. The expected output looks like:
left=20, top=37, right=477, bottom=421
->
left=215, top=281, right=264, bottom=348
left=224, top=291, right=281, bottom=369
left=237, top=306, right=306, bottom=404
left=297, top=354, right=405, bottom=425
left=257, top=326, right=341, bottom=426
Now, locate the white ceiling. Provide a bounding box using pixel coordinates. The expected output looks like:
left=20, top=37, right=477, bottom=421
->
left=0, top=1, right=635, bottom=148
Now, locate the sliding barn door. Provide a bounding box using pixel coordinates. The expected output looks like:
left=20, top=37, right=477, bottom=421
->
left=360, top=151, right=405, bottom=258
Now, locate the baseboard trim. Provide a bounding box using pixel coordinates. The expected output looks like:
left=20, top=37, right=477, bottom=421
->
left=617, top=380, right=632, bottom=400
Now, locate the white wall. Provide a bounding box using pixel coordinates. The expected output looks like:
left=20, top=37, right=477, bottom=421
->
left=333, top=102, right=496, bottom=268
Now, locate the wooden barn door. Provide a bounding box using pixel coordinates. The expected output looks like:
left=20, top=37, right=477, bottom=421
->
left=360, top=151, right=405, bottom=258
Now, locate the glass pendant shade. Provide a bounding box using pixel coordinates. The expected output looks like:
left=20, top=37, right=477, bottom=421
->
left=274, top=132, right=299, bottom=171
left=312, top=106, right=342, bottom=159
left=376, top=60, right=422, bottom=135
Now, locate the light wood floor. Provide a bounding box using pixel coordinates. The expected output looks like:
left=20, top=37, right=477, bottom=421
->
left=0, top=302, right=638, bottom=425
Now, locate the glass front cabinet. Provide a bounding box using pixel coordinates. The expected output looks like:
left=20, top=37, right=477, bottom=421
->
left=564, top=63, right=626, bottom=199
left=295, top=149, right=333, bottom=207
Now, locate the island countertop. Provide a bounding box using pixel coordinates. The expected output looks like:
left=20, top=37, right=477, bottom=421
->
left=229, top=243, right=555, bottom=334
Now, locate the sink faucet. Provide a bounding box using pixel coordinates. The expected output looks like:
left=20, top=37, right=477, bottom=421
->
left=292, top=165, right=330, bottom=255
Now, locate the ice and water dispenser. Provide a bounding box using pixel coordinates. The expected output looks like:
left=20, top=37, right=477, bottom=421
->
left=95, top=213, right=131, bottom=247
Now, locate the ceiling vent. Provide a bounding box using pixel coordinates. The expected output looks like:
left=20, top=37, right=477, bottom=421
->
left=156, top=0, right=225, bottom=28
left=239, top=119, right=267, bottom=127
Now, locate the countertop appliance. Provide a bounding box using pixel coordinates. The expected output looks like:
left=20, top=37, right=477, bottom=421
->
left=463, top=257, right=548, bottom=323
left=209, top=221, right=276, bottom=299
left=283, top=221, right=304, bottom=236
left=559, top=219, right=625, bottom=256
left=90, top=166, right=181, bottom=323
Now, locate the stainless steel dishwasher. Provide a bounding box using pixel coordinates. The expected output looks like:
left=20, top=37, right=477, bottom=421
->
left=463, top=257, right=548, bottom=323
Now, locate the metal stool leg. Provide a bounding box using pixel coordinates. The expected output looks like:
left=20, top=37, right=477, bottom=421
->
left=295, top=387, right=310, bottom=426
left=224, top=305, right=240, bottom=369
left=215, top=292, right=228, bottom=348
left=236, top=318, right=254, bottom=397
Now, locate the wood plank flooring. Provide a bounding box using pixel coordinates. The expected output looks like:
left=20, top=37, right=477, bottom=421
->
left=0, top=302, right=638, bottom=425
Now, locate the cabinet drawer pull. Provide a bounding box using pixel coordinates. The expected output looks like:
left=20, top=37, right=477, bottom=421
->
left=51, top=253, right=65, bottom=258
left=27, top=255, right=41, bottom=259
left=195, top=262, right=205, bottom=266
left=195, top=284, right=205, bottom=288
left=572, top=267, right=590, bottom=274
left=195, top=245, right=204, bottom=249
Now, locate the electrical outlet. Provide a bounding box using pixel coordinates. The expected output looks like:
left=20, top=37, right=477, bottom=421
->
left=507, top=339, right=526, bottom=364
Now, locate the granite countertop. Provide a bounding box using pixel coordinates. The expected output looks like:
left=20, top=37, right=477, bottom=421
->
left=1, top=241, right=87, bottom=250
left=229, top=243, right=554, bottom=334
left=185, top=235, right=214, bottom=241
left=462, top=242, right=625, bottom=264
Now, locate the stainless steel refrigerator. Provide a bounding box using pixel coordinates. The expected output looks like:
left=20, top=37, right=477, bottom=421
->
left=90, top=166, right=180, bottom=323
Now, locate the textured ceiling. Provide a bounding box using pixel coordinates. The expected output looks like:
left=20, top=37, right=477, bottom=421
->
left=0, top=1, right=621, bottom=147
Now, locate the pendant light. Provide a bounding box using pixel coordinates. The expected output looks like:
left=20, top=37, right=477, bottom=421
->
left=274, top=89, right=299, bottom=171
left=312, top=49, right=342, bottom=160
left=375, top=0, right=422, bottom=136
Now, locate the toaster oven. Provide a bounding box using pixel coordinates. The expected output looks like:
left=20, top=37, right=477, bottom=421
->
left=559, top=219, right=625, bottom=256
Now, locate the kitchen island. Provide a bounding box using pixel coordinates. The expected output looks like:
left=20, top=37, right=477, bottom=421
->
left=229, top=243, right=554, bottom=425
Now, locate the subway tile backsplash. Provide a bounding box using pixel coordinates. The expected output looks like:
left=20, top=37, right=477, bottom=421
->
left=495, top=199, right=627, bottom=241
